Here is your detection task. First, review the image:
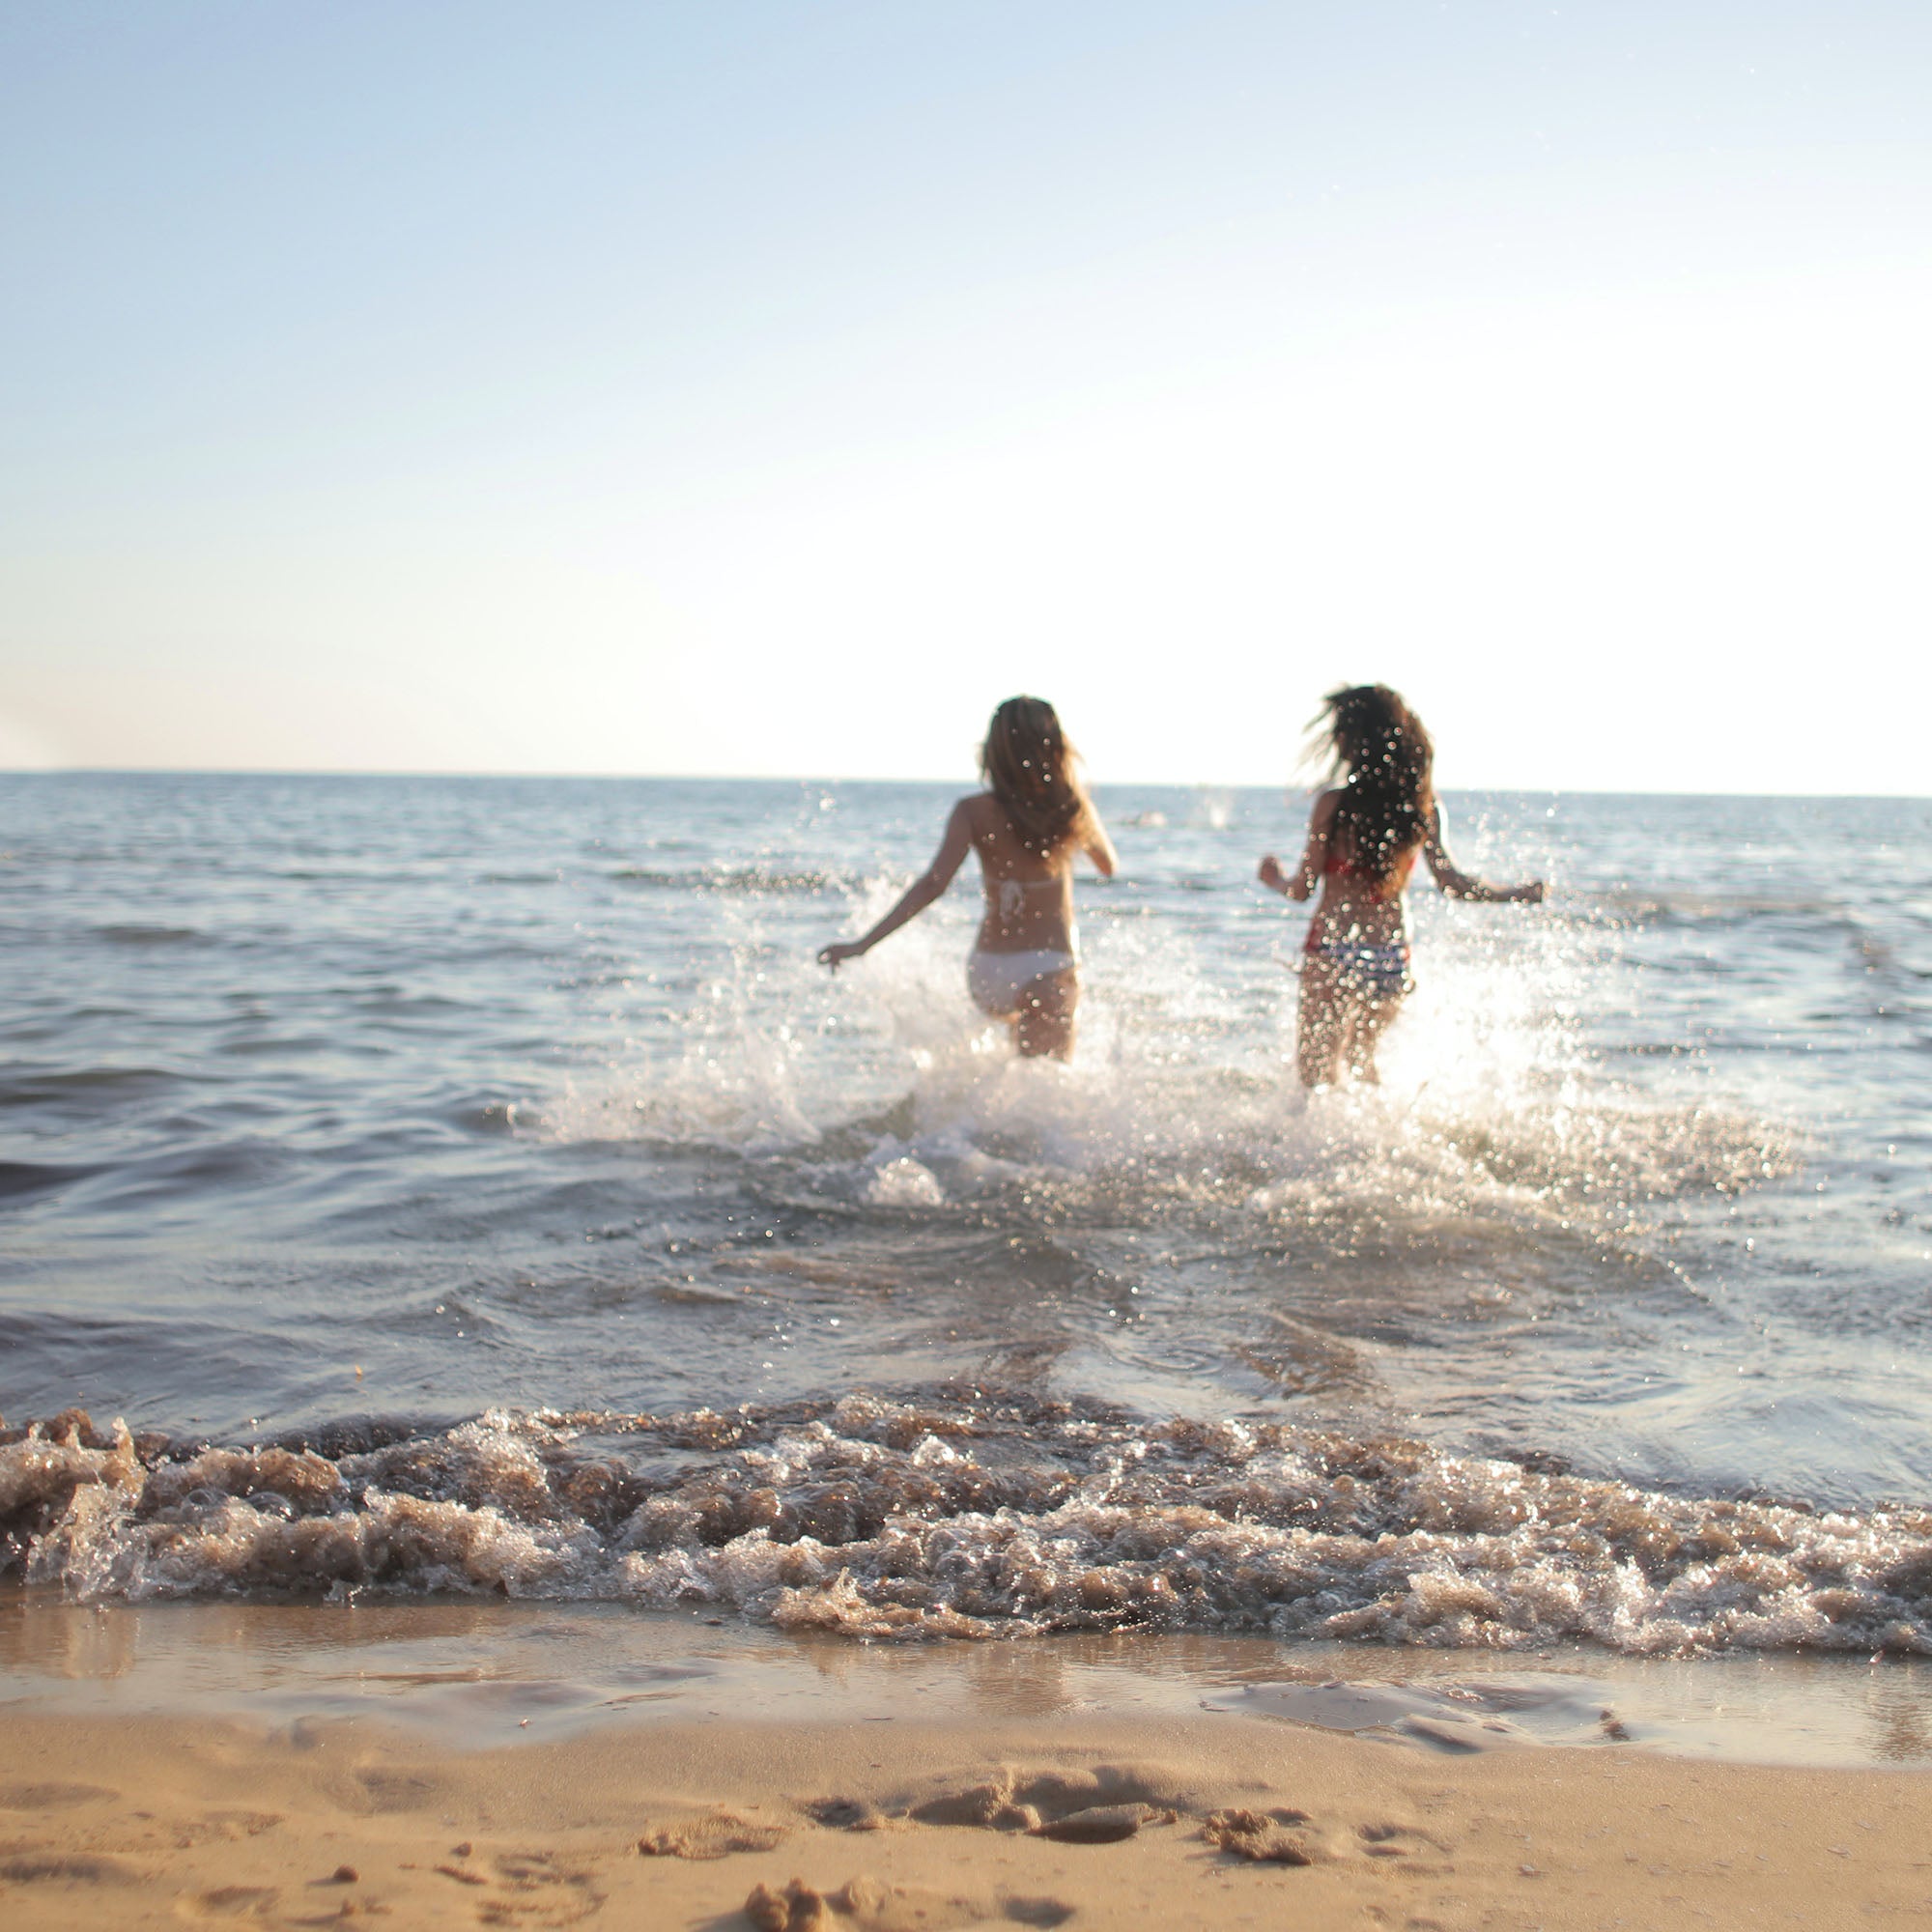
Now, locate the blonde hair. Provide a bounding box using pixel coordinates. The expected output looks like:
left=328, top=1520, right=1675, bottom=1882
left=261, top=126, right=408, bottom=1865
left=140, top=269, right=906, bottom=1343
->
left=980, top=696, right=1091, bottom=856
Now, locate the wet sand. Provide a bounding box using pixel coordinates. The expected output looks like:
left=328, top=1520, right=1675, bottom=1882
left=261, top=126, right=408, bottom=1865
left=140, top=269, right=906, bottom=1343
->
left=3, top=1699, right=1928, bottom=1929
left=5, top=1597, right=1931, bottom=1926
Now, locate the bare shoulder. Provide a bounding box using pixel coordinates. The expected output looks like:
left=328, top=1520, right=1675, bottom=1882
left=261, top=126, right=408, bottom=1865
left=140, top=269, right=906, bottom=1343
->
left=952, top=792, right=1007, bottom=854
left=1310, top=787, right=1345, bottom=828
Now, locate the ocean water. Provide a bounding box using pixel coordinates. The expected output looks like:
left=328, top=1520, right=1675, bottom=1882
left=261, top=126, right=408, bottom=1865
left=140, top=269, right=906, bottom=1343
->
left=3, top=773, right=1929, bottom=1662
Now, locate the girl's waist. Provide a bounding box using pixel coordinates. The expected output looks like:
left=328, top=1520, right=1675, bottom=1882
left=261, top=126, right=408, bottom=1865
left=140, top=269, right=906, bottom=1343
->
left=975, top=928, right=1079, bottom=958
left=1306, top=916, right=1414, bottom=954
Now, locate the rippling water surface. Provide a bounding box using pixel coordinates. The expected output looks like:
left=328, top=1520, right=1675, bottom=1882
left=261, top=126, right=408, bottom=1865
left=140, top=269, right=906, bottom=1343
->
left=3, top=774, right=1928, bottom=1657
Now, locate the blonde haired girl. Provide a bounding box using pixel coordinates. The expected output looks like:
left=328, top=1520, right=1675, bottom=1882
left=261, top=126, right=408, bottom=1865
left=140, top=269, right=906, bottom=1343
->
left=819, top=696, right=1117, bottom=1059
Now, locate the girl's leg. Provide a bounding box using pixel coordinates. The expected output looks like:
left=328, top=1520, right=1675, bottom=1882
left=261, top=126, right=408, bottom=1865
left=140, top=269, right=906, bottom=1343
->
left=1016, top=969, right=1079, bottom=1060
left=1295, top=961, right=1348, bottom=1087
left=1343, top=993, right=1403, bottom=1085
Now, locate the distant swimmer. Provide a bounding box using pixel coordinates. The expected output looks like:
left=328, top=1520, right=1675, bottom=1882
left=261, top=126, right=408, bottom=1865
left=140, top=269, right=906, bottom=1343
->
left=818, top=696, right=1119, bottom=1060
left=1258, top=683, right=1544, bottom=1089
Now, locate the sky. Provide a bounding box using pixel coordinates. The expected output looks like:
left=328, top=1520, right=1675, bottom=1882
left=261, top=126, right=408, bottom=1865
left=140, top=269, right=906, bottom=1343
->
left=2, top=1, right=1927, bottom=792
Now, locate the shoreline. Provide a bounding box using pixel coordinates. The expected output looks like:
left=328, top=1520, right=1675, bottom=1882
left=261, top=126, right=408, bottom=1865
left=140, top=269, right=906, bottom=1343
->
left=5, top=1599, right=1932, bottom=1925
left=11, top=1395, right=1927, bottom=1663
left=7, top=1593, right=1932, bottom=1769
left=3, top=1700, right=1927, bottom=1928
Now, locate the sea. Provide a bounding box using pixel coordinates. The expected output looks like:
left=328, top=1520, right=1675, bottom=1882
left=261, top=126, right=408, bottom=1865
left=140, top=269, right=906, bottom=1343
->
left=3, top=773, right=1930, bottom=1754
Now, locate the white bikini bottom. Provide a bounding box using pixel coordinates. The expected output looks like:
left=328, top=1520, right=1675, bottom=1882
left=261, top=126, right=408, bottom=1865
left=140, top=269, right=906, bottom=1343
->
left=967, top=948, right=1077, bottom=1016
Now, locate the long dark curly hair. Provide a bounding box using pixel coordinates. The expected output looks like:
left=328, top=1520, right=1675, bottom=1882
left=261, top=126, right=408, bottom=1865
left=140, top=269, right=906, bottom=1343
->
left=980, top=696, right=1092, bottom=857
left=1308, top=683, right=1435, bottom=889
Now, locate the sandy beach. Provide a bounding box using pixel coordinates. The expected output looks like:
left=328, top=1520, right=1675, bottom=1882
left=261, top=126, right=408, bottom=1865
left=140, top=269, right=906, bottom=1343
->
left=3, top=1697, right=1928, bottom=1930
left=6, top=1591, right=1932, bottom=1928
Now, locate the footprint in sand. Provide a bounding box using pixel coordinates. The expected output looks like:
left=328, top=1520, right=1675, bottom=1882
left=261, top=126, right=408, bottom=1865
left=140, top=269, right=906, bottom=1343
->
left=1030, top=1804, right=1170, bottom=1844
left=0, top=1853, right=138, bottom=1886
left=181, top=1884, right=281, bottom=1918
left=1355, top=1819, right=1444, bottom=1861
left=744, top=1875, right=1071, bottom=1931
left=800, top=1798, right=894, bottom=1833
left=281, top=1867, right=367, bottom=1924
left=0, top=1781, right=118, bottom=1810
left=170, top=1810, right=286, bottom=1850
left=903, top=1764, right=1188, bottom=1842
left=1202, top=1807, right=1445, bottom=1868
left=346, top=1770, right=441, bottom=1815
left=1203, top=1808, right=1319, bottom=1865
left=429, top=1849, right=604, bottom=1927
left=638, top=1809, right=789, bottom=1859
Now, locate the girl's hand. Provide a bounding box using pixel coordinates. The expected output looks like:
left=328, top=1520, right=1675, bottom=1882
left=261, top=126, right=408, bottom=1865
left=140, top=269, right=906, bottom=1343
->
left=1257, top=854, right=1289, bottom=895
left=1512, top=881, right=1547, bottom=904
left=817, top=941, right=863, bottom=969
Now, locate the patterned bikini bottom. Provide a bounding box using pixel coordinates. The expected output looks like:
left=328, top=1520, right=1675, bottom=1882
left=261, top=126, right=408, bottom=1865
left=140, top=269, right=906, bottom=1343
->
left=1303, top=937, right=1413, bottom=1001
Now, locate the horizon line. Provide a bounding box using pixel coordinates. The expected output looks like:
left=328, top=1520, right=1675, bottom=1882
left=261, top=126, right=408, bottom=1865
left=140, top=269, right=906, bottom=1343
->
left=1, top=766, right=1928, bottom=805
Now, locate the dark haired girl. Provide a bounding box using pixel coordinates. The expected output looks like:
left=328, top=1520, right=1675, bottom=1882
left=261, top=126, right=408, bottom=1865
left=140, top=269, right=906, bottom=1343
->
left=819, top=697, right=1117, bottom=1060
left=1258, top=684, right=1543, bottom=1088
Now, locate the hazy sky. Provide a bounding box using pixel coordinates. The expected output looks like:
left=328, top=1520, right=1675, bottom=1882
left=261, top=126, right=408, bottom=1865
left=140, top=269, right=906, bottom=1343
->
left=3, top=2, right=1927, bottom=790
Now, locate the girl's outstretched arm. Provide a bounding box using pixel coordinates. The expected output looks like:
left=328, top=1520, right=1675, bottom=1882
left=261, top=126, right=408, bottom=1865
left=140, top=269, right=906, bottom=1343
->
left=1259, top=789, right=1338, bottom=901
left=818, top=800, right=976, bottom=968
left=1081, top=808, right=1120, bottom=880
left=1420, top=805, right=1545, bottom=903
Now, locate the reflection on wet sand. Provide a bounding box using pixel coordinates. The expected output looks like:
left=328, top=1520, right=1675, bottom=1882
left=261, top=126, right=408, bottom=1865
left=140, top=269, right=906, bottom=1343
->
left=5, top=1591, right=1929, bottom=1769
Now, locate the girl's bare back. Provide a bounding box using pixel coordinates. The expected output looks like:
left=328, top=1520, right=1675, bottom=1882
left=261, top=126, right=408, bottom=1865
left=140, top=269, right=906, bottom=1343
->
left=961, top=793, right=1082, bottom=955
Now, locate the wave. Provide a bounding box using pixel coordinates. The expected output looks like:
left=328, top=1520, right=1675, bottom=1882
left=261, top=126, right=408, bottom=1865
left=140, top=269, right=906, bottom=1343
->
left=0, top=1065, right=190, bottom=1108
left=91, top=923, right=213, bottom=946
left=5, top=1396, right=1924, bottom=1657
left=611, top=865, right=853, bottom=895
left=1583, top=889, right=1851, bottom=925
left=0, top=1160, right=96, bottom=1201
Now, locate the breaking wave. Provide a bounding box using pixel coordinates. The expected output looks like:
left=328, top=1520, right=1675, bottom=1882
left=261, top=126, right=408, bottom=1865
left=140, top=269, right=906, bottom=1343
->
left=6, top=1393, right=1926, bottom=1658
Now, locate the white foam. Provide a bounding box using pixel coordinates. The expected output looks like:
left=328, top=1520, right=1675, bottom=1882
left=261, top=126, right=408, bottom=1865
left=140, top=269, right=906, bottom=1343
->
left=863, top=1152, right=946, bottom=1208
left=6, top=1400, right=1924, bottom=1658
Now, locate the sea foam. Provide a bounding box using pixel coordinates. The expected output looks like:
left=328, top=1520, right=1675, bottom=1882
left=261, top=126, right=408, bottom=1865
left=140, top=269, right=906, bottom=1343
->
left=5, top=1394, right=1925, bottom=1658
